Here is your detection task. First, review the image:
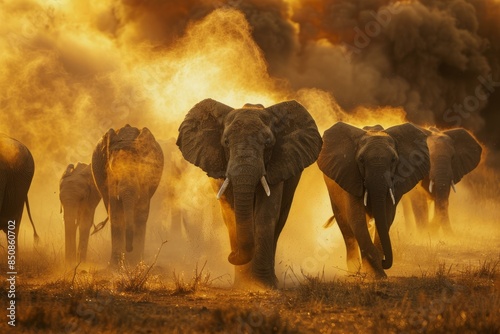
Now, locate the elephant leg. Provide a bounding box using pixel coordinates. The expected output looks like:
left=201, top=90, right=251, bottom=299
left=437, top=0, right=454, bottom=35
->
left=78, top=225, right=91, bottom=263
left=218, top=197, right=237, bottom=253
left=372, top=218, right=384, bottom=259
left=249, top=182, right=284, bottom=289
left=109, top=198, right=125, bottom=266
left=328, top=179, right=385, bottom=278
left=129, top=200, right=149, bottom=265
left=170, top=201, right=183, bottom=238
left=401, top=195, right=416, bottom=234
left=324, top=176, right=362, bottom=275
left=211, top=179, right=236, bottom=250
left=336, top=213, right=361, bottom=275
left=409, top=188, right=429, bottom=233
left=432, top=199, right=452, bottom=234
left=350, top=217, right=386, bottom=279
left=217, top=197, right=252, bottom=288
left=273, top=175, right=301, bottom=250
left=77, top=209, right=93, bottom=263
left=65, top=216, right=77, bottom=263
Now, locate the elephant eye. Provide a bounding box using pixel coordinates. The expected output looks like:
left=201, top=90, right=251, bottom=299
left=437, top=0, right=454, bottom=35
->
left=224, top=137, right=229, bottom=146
left=265, top=137, right=272, bottom=147
left=391, top=156, right=396, bottom=163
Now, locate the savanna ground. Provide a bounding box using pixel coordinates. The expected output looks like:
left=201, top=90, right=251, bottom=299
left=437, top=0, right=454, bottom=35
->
left=1, top=166, right=499, bottom=333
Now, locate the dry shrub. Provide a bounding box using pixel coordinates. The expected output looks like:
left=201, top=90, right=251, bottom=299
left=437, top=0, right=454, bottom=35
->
left=172, top=261, right=212, bottom=295
left=115, top=240, right=167, bottom=292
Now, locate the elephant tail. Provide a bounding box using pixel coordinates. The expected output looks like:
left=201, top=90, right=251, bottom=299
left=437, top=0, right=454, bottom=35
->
left=323, top=216, right=336, bottom=228
left=91, top=216, right=109, bottom=235
left=25, top=196, right=40, bottom=244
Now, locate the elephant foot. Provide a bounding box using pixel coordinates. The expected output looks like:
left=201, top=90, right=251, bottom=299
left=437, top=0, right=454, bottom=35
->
left=233, top=265, right=277, bottom=290
left=362, top=257, right=387, bottom=280
left=346, top=257, right=362, bottom=275
left=108, top=251, right=126, bottom=269
left=361, top=266, right=387, bottom=280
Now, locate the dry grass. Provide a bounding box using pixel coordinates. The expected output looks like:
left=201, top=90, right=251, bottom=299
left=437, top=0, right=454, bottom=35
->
left=172, top=260, right=213, bottom=295
left=1, top=234, right=499, bottom=333
left=115, top=240, right=168, bottom=292
left=0, top=258, right=498, bottom=333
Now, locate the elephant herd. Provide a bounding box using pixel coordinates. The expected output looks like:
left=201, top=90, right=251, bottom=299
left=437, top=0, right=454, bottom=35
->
left=0, top=99, right=482, bottom=289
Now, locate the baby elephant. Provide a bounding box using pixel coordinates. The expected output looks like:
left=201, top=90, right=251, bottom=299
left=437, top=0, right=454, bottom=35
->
left=318, top=122, right=430, bottom=278
left=60, top=162, right=101, bottom=263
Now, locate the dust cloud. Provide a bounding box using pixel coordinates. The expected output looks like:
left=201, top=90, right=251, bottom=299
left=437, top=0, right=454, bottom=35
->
left=0, top=0, right=498, bottom=283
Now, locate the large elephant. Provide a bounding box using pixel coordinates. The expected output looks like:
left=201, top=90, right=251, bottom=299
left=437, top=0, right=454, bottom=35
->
left=317, top=122, right=430, bottom=278
left=92, top=125, right=164, bottom=265
left=59, top=162, right=101, bottom=263
left=402, top=126, right=482, bottom=233
left=177, top=99, right=322, bottom=289
left=0, top=134, right=38, bottom=245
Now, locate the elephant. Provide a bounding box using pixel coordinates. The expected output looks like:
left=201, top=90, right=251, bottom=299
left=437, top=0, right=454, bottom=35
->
left=0, top=134, right=39, bottom=246
left=59, top=162, right=102, bottom=263
left=317, top=122, right=430, bottom=278
left=402, top=126, right=482, bottom=234
left=92, top=125, right=164, bottom=266
left=177, top=98, right=322, bottom=289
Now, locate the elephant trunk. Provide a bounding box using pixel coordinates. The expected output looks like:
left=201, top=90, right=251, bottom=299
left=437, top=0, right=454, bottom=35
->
left=432, top=170, right=452, bottom=231
left=62, top=204, right=78, bottom=263
left=227, top=165, right=259, bottom=266
left=366, top=175, right=393, bottom=270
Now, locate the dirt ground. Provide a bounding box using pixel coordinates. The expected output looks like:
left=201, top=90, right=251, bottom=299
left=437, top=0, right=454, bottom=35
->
left=1, top=219, right=499, bottom=333
left=1, top=168, right=499, bottom=333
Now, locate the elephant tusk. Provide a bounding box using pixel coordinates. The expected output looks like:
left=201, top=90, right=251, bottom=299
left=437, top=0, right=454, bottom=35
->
left=429, top=180, right=434, bottom=193
left=260, top=176, right=271, bottom=197
left=216, top=178, right=230, bottom=200
left=451, top=180, right=456, bottom=193
left=363, top=190, right=368, bottom=206
left=389, top=188, right=395, bottom=205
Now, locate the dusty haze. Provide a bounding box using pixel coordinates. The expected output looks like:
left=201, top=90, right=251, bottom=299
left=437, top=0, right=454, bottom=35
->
left=0, top=0, right=498, bottom=283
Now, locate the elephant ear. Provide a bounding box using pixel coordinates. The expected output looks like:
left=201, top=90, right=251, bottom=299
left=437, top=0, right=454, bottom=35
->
left=385, top=123, right=430, bottom=199
left=265, top=100, right=322, bottom=184
left=61, top=164, right=75, bottom=179
left=91, top=128, right=116, bottom=208
left=177, top=99, right=233, bottom=179
left=444, top=128, right=482, bottom=183
left=317, top=122, right=366, bottom=197
left=137, top=127, right=164, bottom=196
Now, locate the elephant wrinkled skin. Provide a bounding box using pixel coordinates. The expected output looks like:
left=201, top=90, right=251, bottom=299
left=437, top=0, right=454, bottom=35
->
left=59, top=162, right=101, bottom=263
left=177, top=99, right=322, bottom=289
left=92, top=125, right=164, bottom=266
left=0, top=134, right=38, bottom=246
left=402, top=126, right=482, bottom=234
left=318, top=122, right=430, bottom=278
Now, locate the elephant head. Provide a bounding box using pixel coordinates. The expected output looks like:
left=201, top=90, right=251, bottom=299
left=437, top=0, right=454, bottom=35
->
left=420, top=127, right=482, bottom=230
left=92, top=125, right=164, bottom=264
left=59, top=162, right=101, bottom=263
left=318, top=122, right=430, bottom=269
left=177, top=99, right=322, bottom=266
